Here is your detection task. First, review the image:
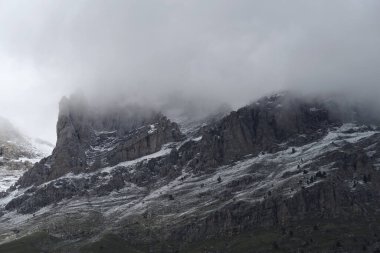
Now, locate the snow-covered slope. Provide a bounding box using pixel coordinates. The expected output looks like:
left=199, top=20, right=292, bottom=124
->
left=0, top=117, right=54, bottom=192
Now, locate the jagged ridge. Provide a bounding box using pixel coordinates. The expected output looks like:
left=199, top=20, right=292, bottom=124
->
left=1, top=92, right=380, bottom=252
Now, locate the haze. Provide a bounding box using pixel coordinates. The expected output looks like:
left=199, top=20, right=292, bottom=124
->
left=0, top=0, right=379, bottom=143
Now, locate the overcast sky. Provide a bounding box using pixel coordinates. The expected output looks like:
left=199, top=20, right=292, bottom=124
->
left=0, top=0, right=379, bottom=143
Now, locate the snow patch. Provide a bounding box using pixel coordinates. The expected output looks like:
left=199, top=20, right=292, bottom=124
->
left=148, top=124, right=157, bottom=134
left=101, top=145, right=173, bottom=173
left=192, top=136, right=202, bottom=142
left=14, top=157, right=41, bottom=164
left=309, top=107, right=319, bottom=112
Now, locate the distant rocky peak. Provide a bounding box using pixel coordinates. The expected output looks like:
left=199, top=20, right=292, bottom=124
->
left=0, top=116, right=25, bottom=143
left=0, top=116, right=49, bottom=160
left=0, top=117, right=54, bottom=192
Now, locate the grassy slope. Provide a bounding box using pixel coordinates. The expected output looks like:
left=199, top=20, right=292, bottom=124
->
left=0, top=232, right=59, bottom=253
left=1, top=218, right=380, bottom=253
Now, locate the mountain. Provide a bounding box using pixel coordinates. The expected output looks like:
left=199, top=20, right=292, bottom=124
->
left=0, top=92, right=380, bottom=252
left=0, top=117, right=54, bottom=192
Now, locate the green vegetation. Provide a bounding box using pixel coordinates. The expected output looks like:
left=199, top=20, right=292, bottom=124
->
left=1, top=218, right=379, bottom=253
left=0, top=232, right=59, bottom=253
left=80, top=234, right=144, bottom=253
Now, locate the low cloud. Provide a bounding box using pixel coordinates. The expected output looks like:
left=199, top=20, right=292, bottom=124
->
left=0, top=0, right=379, bottom=142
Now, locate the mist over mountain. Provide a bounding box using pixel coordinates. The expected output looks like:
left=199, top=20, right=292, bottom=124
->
left=1, top=1, right=380, bottom=252
left=0, top=0, right=380, bottom=142
left=0, top=117, right=24, bottom=142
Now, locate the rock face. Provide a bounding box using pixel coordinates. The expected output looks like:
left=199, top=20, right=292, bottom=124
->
left=194, top=94, right=335, bottom=168
left=1, top=92, right=380, bottom=253
left=17, top=94, right=183, bottom=188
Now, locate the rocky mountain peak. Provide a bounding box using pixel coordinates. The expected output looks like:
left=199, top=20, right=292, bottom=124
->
left=17, top=94, right=183, bottom=187
left=186, top=92, right=334, bottom=169
left=2, top=92, right=380, bottom=252
left=0, top=117, right=24, bottom=143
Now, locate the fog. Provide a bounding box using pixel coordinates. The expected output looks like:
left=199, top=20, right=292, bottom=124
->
left=0, top=0, right=379, bottom=142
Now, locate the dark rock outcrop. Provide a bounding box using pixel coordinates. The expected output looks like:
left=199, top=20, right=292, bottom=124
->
left=183, top=94, right=337, bottom=170
left=17, top=94, right=183, bottom=187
